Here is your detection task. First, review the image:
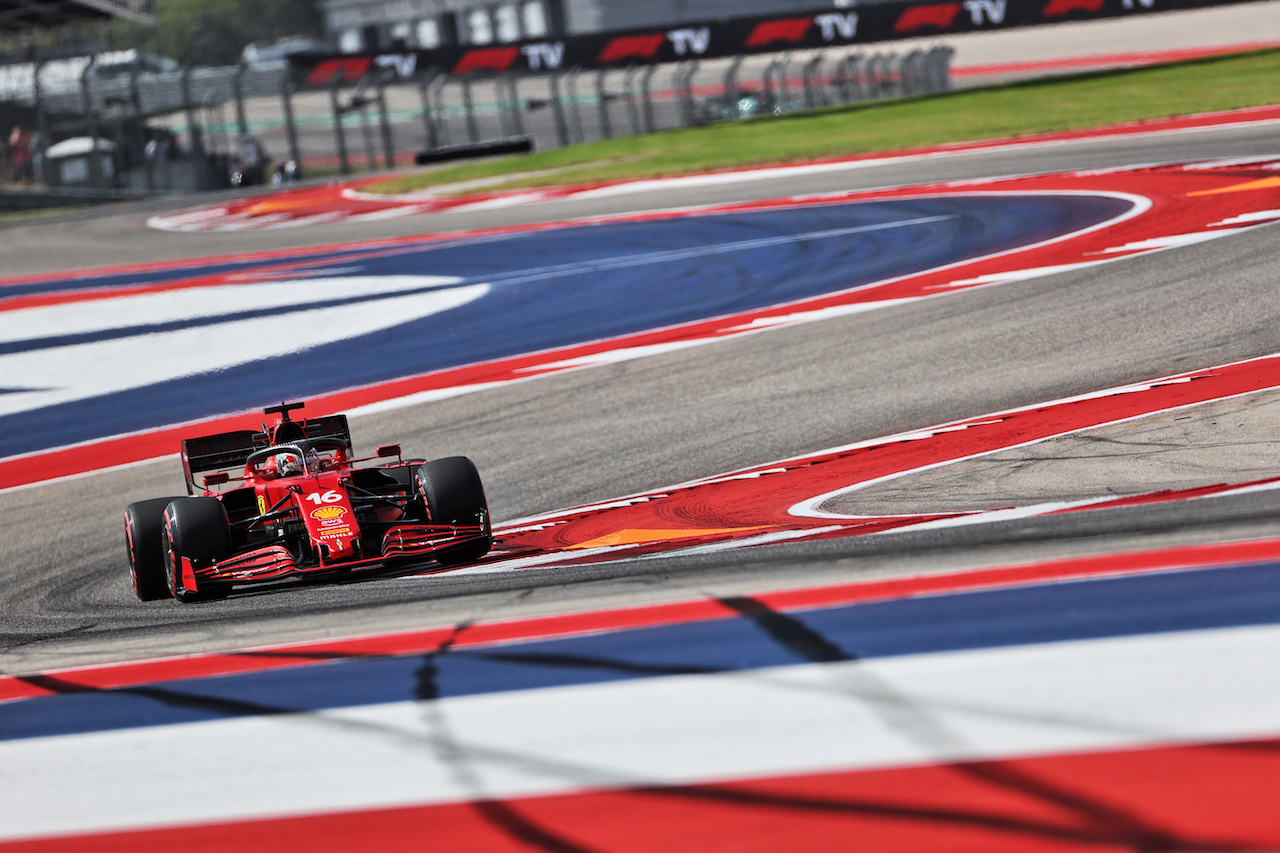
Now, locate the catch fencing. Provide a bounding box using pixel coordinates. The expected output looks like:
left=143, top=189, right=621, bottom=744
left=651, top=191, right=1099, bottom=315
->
left=1, top=0, right=1264, bottom=194
left=0, top=43, right=952, bottom=193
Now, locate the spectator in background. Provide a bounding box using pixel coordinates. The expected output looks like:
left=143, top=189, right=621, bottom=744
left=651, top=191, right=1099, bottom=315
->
left=239, top=134, right=268, bottom=185
left=9, top=126, right=33, bottom=185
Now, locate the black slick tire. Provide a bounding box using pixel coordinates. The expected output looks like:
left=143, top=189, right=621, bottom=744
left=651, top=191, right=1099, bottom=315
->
left=125, top=497, right=184, bottom=601
left=415, top=457, right=492, bottom=566
left=162, top=497, right=232, bottom=603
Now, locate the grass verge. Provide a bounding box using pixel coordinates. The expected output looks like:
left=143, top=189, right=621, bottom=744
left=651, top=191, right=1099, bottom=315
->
left=0, top=203, right=90, bottom=223
left=367, top=47, right=1280, bottom=196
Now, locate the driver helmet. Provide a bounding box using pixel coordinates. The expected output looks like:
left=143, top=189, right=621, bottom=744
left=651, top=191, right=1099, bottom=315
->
left=275, top=452, right=302, bottom=478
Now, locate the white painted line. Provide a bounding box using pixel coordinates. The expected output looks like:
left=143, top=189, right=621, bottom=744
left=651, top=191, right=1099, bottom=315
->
left=451, top=192, right=552, bottom=212
left=343, top=381, right=514, bottom=417
left=721, top=299, right=917, bottom=331
left=1181, top=155, right=1280, bottom=170
left=515, top=339, right=715, bottom=372
left=1210, top=209, right=1280, bottom=226
left=442, top=545, right=632, bottom=575
left=932, top=261, right=1098, bottom=289
left=640, top=525, right=850, bottom=557
left=1100, top=227, right=1249, bottom=253
left=867, top=498, right=1117, bottom=535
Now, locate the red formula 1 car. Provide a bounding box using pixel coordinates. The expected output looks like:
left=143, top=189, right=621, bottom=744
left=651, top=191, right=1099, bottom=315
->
left=124, top=402, right=492, bottom=602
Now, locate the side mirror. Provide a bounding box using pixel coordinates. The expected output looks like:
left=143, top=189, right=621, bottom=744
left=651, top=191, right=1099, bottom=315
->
left=203, top=472, right=230, bottom=487
left=377, top=444, right=402, bottom=459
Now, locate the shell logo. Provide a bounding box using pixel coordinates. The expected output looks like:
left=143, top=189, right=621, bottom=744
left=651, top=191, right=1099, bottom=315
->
left=311, top=506, right=346, bottom=520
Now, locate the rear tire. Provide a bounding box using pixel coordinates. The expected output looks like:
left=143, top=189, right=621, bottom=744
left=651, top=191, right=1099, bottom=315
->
left=415, top=457, right=492, bottom=566
left=162, top=498, right=232, bottom=603
left=125, top=497, right=184, bottom=601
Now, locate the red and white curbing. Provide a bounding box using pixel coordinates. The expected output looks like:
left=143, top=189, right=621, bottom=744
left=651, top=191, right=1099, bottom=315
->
left=147, top=105, right=1280, bottom=233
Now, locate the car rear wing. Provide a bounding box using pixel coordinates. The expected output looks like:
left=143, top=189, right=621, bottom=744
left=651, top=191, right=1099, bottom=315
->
left=181, top=415, right=353, bottom=494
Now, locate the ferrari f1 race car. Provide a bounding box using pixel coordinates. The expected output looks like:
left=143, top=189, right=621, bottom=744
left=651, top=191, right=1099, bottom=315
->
left=125, top=402, right=492, bottom=602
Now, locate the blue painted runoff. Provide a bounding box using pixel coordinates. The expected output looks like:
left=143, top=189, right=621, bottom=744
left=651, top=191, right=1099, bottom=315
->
left=0, top=194, right=1129, bottom=459
left=1, top=558, right=1276, bottom=742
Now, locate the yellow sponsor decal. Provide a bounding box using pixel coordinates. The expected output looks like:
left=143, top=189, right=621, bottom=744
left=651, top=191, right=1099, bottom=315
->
left=311, top=505, right=346, bottom=521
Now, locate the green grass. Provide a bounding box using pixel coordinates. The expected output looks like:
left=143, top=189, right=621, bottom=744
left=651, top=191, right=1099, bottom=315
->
left=0, top=203, right=90, bottom=223
left=367, top=47, right=1280, bottom=196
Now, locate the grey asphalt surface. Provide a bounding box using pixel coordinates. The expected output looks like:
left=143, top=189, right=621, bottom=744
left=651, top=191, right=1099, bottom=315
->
left=3, top=122, right=1280, bottom=677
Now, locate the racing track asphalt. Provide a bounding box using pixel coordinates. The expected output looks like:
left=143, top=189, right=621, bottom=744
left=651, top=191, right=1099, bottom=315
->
left=5, top=123, right=1280, bottom=674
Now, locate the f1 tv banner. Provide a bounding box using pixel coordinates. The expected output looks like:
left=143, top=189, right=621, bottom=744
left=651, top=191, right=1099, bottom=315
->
left=292, top=0, right=1261, bottom=86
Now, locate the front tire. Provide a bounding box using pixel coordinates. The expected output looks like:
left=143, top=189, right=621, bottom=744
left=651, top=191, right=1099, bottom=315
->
left=415, top=457, right=492, bottom=566
left=162, top=498, right=232, bottom=603
left=125, top=497, right=184, bottom=601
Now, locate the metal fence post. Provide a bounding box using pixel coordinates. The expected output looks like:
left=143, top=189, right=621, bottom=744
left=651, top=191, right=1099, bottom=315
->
left=864, top=53, right=881, bottom=100
left=928, top=45, right=954, bottom=92
left=32, top=58, right=50, bottom=183
left=129, top=64, right=154, bottom=190
left=803, top=55, right=825, bottom=109
left=670, top=64, right=683, bottom=124
left=888, top=52, right=905, bottom=97
left=595, top=69, right=613, bottom=140
left=461, top=76, right=479, bottom=143
left=777, top=54, right=792, bottom=110
left=879, top=52, right=896, bottom=98
left=501, top=76, right=518, bottom=136
left=329, top=75, right=350, bottom=174
left=429, top=74, right=452, bottom=147
left=353, top=81, right=375, bottom=170
left=494, top=76, right=512, bottom=137
left=762, top=57, right=780, bottom=113
left=924, top=47, right=941, bottom=93
left=375, top=69, right=395, bottom=169
left=80, top=56, right=103, bottom=188
left=906, top=49, right=926, bottom=94
left=233, top=62, right=249, bottom=138
left=640, top=64, right=658, bottom=133
left=723, top=54, right=743, bottom=118
left=836, top=53, right=862, bottom=102
left=622, top=65, right=641, bottom=135
left=280, top=76, right=301, bottom=174
left=674, top=61, right=699, bottom=126
left=180, top=62, right=203, bottom=157
left=549, top=71, right=569, bottom=148
left=567, top=68, right=584, bottom=144
left=418, top=71, right=440, bottom=150
left=507, top=75, right=526, bottom=137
